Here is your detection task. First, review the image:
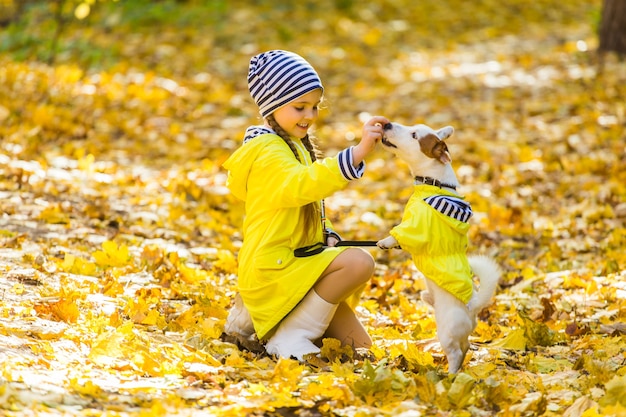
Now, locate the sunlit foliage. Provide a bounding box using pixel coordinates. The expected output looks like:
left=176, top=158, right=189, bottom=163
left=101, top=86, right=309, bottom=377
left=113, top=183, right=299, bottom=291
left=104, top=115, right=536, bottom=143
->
left=0, top=0, right=625, bottom=416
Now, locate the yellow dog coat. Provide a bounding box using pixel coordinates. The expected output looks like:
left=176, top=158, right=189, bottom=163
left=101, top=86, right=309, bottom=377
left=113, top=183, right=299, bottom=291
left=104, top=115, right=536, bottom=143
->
left=390, top=185, right=474, bottom=304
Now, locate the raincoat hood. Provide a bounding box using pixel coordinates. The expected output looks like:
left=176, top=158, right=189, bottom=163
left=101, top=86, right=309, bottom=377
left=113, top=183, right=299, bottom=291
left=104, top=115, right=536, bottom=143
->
left=418, top=186, right=472, bottom=235
left=223, top=126, right=275, bottom=201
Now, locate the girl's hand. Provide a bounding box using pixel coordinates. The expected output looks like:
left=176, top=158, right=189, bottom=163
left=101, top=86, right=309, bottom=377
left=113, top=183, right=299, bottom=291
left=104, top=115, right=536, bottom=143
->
left=326, top=235, right=339, bottom=247
left=353, top=116, right=390, bottom=166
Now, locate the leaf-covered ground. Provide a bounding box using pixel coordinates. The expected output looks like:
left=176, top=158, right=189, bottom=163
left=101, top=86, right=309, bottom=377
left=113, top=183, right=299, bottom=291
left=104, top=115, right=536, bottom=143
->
left=0, top=1, right=625, bottom=416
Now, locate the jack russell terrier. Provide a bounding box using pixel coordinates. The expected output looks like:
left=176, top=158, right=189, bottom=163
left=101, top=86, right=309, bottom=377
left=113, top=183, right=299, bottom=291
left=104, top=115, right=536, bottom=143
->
left=377, top=122, right=500, bottom=373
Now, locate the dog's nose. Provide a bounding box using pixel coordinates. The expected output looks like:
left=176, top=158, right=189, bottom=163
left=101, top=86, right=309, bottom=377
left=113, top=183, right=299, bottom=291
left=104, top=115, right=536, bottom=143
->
left=383, top=123, right=393, bottom=130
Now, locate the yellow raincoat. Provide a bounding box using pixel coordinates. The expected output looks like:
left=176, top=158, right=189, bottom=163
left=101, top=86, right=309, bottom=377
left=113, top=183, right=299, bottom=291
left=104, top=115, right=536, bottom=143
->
left=222, top=127, right=365, bottom=340
left=390, top=185, right=474, bottom=304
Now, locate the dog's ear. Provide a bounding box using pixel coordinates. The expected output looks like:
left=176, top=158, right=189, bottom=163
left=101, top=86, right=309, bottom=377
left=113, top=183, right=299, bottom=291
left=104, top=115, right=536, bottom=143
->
left=437, top=126, right=454, bottom=141
left=419, top=134, right=452, bottom=164
left=433, top=141, right=452, bottom=164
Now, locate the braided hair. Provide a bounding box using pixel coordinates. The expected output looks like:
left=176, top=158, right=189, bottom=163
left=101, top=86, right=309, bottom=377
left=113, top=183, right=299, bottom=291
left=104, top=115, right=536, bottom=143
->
left=266, top=114, right=322, bottom=242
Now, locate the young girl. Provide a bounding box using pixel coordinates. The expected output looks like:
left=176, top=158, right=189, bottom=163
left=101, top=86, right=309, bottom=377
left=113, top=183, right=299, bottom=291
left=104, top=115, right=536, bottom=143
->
left=222, top=50, right=389, bottom=360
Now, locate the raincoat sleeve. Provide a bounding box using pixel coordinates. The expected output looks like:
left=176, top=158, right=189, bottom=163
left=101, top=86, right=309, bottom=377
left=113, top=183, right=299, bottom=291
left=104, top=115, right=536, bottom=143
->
left=248, top=138, right=362, bottom=209
left=390, top=195, right=430, bottom=252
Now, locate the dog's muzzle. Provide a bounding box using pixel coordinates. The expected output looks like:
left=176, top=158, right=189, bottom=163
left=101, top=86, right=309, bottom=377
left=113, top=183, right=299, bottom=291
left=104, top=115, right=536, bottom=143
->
left=381, top=136, right=396, bottom=148
left=381, top=123, right=396, bottom=148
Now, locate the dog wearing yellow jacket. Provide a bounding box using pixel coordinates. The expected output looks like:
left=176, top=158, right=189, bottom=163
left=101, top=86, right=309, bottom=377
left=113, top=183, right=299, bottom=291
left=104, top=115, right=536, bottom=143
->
left=377, top=122, right=501, bottom=374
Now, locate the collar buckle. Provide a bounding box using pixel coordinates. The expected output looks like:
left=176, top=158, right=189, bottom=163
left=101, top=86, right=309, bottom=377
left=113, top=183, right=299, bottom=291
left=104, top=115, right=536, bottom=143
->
left=414, top=176, right=457, bottom=190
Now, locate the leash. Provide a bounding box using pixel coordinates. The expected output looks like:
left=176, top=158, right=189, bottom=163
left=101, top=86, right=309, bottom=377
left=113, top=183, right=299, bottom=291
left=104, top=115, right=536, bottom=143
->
left=295, top=200, right=379, bottom=257
left=336, top=240, right=379, bottom=247
left=294, top=240, right=380, bottom=258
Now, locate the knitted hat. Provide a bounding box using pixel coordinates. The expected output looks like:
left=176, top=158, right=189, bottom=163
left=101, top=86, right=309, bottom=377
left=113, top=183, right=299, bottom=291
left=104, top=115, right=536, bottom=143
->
left=248, top=50, right=324, bottom=118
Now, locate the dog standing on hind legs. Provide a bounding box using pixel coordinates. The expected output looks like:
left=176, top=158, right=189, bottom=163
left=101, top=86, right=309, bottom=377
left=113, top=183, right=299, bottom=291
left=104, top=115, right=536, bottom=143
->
left=376, top=122, right=501, bottom=374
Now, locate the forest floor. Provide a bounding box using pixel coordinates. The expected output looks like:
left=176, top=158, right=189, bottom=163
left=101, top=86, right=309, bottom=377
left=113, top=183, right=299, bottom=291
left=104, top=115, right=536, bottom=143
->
left=0, top=0, right=625, bottom=416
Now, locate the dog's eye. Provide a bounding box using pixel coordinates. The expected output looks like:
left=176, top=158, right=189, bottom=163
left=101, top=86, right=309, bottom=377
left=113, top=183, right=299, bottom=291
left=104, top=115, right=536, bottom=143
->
left=411, top=132, right=417, bottom=139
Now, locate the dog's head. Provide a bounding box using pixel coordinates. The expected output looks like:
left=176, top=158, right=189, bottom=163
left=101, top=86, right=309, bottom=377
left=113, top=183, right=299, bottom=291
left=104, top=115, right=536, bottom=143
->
left=381, top=122, right=454, bottom=165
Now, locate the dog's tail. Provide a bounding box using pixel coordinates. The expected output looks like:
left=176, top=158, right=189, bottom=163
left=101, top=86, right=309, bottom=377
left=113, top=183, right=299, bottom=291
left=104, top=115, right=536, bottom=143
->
left=467, top=255, right=501, bottom=316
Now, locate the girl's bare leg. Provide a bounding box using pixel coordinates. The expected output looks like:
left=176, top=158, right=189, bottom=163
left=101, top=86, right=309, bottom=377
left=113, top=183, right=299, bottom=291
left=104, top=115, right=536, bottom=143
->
left=314, top=248, right=374, bottom=303
left=324, top=301, right=372, bottom=348
left=313, top=248, right=374, bottom=348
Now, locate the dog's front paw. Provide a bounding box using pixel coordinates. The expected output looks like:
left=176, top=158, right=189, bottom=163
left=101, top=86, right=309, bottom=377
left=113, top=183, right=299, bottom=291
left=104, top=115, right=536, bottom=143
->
left=377, top=236, right=399, bottom=250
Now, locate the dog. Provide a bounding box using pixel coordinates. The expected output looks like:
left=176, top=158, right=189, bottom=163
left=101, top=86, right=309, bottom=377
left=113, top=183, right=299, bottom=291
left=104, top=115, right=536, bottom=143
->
left=377, top=122, right=500, bottom=373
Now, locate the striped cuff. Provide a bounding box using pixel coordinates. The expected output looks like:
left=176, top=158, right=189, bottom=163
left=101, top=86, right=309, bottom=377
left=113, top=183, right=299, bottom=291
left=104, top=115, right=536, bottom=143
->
left=324, top=228, right=342, bottom=243
left=337, top=147, right=365, bottom=180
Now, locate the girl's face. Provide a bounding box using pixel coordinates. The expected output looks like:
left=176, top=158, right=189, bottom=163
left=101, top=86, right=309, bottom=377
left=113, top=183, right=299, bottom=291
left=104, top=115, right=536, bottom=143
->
left=270, top=89, right=323, bottom=139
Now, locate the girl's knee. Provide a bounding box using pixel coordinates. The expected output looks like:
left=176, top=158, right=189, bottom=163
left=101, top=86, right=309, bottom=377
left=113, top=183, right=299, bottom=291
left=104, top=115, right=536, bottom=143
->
left=315, top=249, right=374, bottom=304
left=349, top=248, right=375, bottom=281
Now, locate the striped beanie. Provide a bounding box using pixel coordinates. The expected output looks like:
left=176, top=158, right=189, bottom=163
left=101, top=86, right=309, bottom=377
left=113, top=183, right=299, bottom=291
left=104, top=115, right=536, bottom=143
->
left=248, top=50, right=324, bottom=118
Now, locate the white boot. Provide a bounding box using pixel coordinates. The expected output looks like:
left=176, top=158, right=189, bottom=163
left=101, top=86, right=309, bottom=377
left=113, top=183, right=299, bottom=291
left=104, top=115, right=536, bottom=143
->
left=266, top=290, right=338, bottom=360
left=224, top=293, right=255, bottom=338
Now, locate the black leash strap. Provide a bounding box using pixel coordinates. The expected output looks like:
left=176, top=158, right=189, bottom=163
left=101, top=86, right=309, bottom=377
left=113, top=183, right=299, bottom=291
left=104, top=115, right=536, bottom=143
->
left=294, top=240, right=379, bottom=257
left=294, top=242, right=326, bottom=257
left=336, top=240, right=379, bottom=247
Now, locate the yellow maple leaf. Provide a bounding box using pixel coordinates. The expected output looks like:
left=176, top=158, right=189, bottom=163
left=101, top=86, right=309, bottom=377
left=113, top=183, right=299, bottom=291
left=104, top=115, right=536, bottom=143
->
left=467, top=362, right=497, bottom=379
left=271, top=358, right=305, bottom=388
left=519, top=310, right=565, bottom=347
left=527, top=354, right=572, bottom=373
left=351, top=359, right=416, bottom=406
left=49, top=296, right=80, bottom=323
left=600, top=374, right=626, bottom=407
left=178, top=262, right=208, bottom=284
left=38, top=204, right=71, bottom=225
left=93, top=240, right=131, bottom=268
left=490, top=328, right=527, bottom=350
left=369, top=343, right=388, bottom=361
left=388, top=341, right=435, bottom=370
left=139, top=309, right=163, bottom=326
left=35, top=285, right=82, bottom=324
left=302, top=373, right=354, bottom=404
left=200, top=317, right=223, bottom=339
left=133, top=349, right=164, bottom=377
left=69, top=378, right=102, bottom=398
left=89, top=328, right=127, bottom=366
left=448, top=372, right=476, bottom=408
left=320, top=337, right=353, bottom=361
left=213, top=249, right=237, bottom=273
left=223, top=350, right=248, bottom=368
left=473, top=320, right=502, bottom=342
left=598, top=403, right=626, bottom=416
left=61, top=253, right=97, bottom=276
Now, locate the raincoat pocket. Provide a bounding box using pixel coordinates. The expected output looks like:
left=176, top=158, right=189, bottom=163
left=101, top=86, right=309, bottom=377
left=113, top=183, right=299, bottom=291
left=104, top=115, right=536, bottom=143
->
left=254, top=247, right=294, bottom=270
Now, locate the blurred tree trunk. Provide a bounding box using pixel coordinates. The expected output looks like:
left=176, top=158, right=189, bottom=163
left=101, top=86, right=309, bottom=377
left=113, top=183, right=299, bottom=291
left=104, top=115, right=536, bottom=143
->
left=598, top=0, right=626, bottom=69
left=48, top=0, right=68, bottom=65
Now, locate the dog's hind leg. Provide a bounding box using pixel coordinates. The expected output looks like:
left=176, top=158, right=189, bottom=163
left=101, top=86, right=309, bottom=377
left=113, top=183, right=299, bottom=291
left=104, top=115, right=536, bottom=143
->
left=436, top=313, right=472, bottom=374
left=429, top=284, right=473, bottom=374
left=436, top=314, right=472, bottom=373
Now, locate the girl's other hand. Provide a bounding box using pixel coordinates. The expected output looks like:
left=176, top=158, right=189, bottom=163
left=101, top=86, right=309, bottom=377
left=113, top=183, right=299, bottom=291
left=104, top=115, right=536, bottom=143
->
left=353, top=116, right=390, bottom=166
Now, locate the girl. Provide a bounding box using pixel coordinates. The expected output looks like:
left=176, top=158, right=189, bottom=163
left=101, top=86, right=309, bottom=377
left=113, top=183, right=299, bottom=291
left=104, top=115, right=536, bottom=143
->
left=222, top=50, right=389, bottom=360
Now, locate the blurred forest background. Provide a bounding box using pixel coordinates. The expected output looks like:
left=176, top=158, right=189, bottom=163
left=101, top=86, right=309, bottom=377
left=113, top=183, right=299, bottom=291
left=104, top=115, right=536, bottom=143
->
left=0, top=0, right=625, bottom=416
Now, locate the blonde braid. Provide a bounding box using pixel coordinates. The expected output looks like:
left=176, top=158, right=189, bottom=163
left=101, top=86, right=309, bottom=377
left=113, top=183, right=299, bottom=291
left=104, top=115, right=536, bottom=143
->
left=266, top=114, right=321, bottom=242
left=301, top=135, right=322, bottom=161
left=266, top=115, right=302, bottom=162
